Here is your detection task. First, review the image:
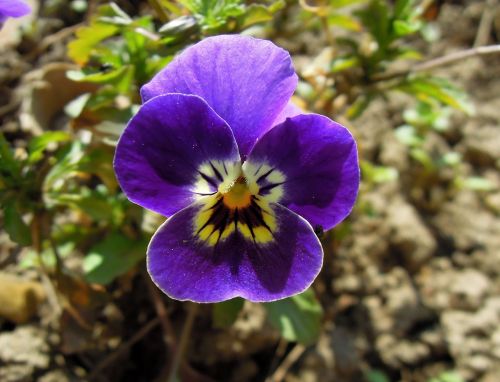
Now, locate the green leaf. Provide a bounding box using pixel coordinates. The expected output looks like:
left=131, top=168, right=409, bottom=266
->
left=331, top=56, right=360, bottom=72
left=64, top=93, right=92, bottom=118
left=44, top=142, right=85, bottom=194
left=365, top=369, right=390, bottom=382
left=357, top=0, right=390, bottom=49
left=361, top=161, right=398, bottom=183
left=393, top=0, right=414, bottom=20
left=68, top=22, right=119, bottom=65
left=428, top=371, right=465, bottom=382
left=212, top=298, right=245, bottom=328
left=395, top=125, right=423, bottom=147
left=4, top=201, right=31, bottom=246
left=237, top=1, right=285, bottom=29
left=460, top=177, right=495, bottom=192
left=393, top=19, right=421, bottom=36
left=396, top=77, right=475, bottom=115
left=159, top=15, right=198, bottom=35
left=346, top=94, right=374, bottom=119
left=331, top=0, right=368, bottom=8
left=83, top=232, right=147, bottom=285
left=0, top=133, right=21, bottom=181
left=27, top=131, right=72, bottom=164
left=265, top=288, right=323, bottom=345
left=328, top=13, right=361, bottom=31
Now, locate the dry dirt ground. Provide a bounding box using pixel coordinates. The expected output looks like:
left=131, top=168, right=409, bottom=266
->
left=0, top=1, right=499, bottom=382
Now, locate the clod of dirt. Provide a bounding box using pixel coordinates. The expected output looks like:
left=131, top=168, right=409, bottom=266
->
left=0, top=273, right=45, bottom=324
left=442, top=297, right=500, bottom=379
left=376, top=334, right=430, bottom=368
left=0, top=325, right=50, bottom=381
left=386, top=198, right=437, bottom=270
left=463, top=124, right=500, bottom=166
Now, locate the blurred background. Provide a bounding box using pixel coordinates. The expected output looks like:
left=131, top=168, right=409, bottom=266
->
left=0, top=0, right=499, bottom=381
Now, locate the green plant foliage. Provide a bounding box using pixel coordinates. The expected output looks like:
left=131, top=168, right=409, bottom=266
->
left=265, top=288, right=323, bottom=345
left=83, top=232, right=147, bottom=285
left=212, top=298, right=245, bottom=328
left=428, top=371, right=465, bottom=382
left=4, top=201, right=32, bottom=246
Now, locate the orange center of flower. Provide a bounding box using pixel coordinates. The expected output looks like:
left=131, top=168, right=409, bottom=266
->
left=221, top=176, right=252, bottom=209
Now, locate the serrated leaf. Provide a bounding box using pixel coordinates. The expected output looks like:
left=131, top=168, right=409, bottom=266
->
left=212, top=298, right=245, bottom=328
left=68, top=22, right=119, bottom=65
left=265, top=288, right=323, bottom=345
left=83, top=232, right=147, bottom=285
left=237, top=1, right=285, bottom=29
left=4, top=201, right=32, bottom=246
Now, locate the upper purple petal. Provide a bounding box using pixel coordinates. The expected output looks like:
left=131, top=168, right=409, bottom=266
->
left=113, top=93, right=240, bottom=217
left=246, top=114, right=360, bottom=230
left=0, top=0, right=31, bottom=19
left=140, top=35, right=298, bottom=158
left=147, top=201, right=323, bottom=303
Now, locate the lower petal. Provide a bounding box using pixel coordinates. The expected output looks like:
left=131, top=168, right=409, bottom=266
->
left=147, top=200, right=323, bottom=303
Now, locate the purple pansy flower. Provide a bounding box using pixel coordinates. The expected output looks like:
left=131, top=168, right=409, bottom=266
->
left=0, top=0, right=31, bottom=24
left=114, top=35, right=359, bottom=303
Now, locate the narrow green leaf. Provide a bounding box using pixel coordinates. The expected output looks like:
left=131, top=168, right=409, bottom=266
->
left=328, top=13, right=361, bottom=31
left=393, top=0, right=414, bottom=20
left=331, top=56, right=360, bottom=72
left=0, top=133, right=21, bottom=180
left=331, top=0, right=368, bottom=8
left=213, top=298, right=245, bottom=328
left=4, top=201, right=32, bottom=246
left=265, top=288, right=323, bottom=345
left=396, top=77, right=475, bottom=115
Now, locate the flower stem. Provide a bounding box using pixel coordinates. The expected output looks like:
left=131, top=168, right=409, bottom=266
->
left=167, top=302, right=198, bottom=382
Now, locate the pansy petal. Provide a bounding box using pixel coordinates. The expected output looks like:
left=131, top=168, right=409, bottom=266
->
left=0, top=0, right=31, bottom=19
left=114, top=93, right=240, bottom=217
left=147, top=201, right=323, bottom=303
left=141, top=35, right=298, bottom=157
left=272, top=101, right=303, bottom=126
left=245, top=114, right=359, bottom=230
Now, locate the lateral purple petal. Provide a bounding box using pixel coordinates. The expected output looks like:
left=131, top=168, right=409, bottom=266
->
left=0, top=0, right=31, bottom=20
left=141, top=35, right=298, bottom=157
left=246, top=114, right=360, bottom=230
left=147, top=202, right=323, bottom=303
left=272, top=101, right=303, bottom=126
left=114, top=94, right=239, bottom=217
